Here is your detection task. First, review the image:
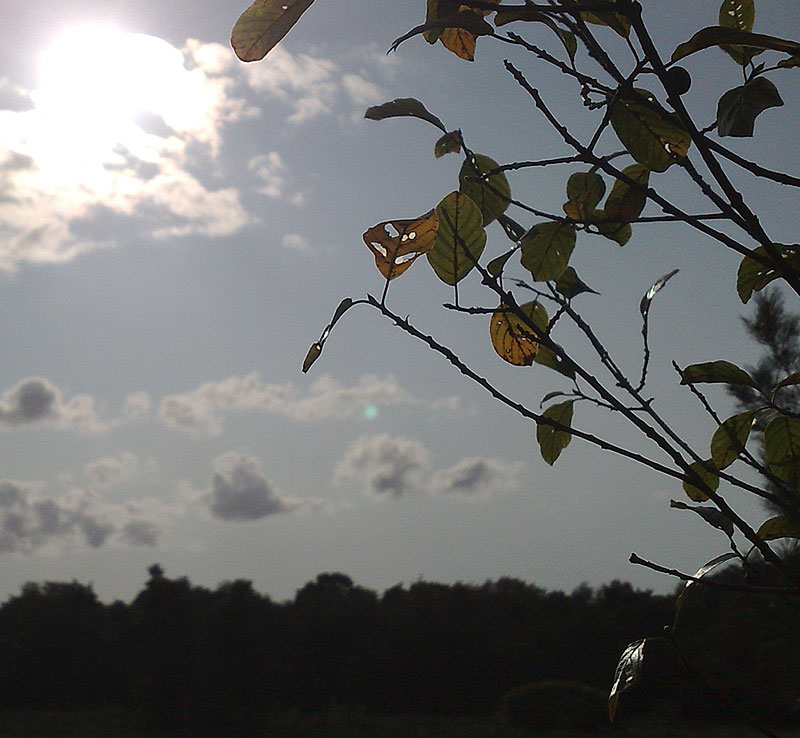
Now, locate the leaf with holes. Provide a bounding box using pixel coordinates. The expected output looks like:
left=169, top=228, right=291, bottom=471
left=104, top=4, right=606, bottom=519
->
left=711, top=411, right=755, bottom=469
left=563, top=171, right=606, bottom=221
left=231, top=0, right=316, bottom=62
left=610, top=89, right=691, bottom=172
left=717, top=77, right=783, bottom=137
left=394, top=5, right=496, bottom=60
left=428, top=191, right=486, bottom=285
left=764, top=415, right=800, bottom=491
left=757, top=515, right=800, bottom=540
left=679, top=360, right=758, bottom=388
left=520, top=222, right=576, bottom=282
left=489, top=301, right=547, bottom=366
left=365, top=98, right=446, bottom=132
left=435, top=131, right=462, bottom=158
left=535, top=343, right=576, bottom=379
left=363, top=211, right=439, bottom=281
left=458, top=153, right=510, bottom=225
left=537, top=400, right=574, bottom=465
left=608, top=639, right=646, bottom=722
left=719, top=0, right=761, bottom=64
left=682, top=460, right=719, bottom=503
left=605, top=164, right=650, bottom=222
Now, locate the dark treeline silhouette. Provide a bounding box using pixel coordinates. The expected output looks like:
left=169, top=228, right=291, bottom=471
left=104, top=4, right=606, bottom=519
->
left=0, top=565, right=796, bottom=734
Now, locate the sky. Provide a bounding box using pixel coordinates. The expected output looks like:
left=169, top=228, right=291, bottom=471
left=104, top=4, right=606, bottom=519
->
left=0, top=0, right=798, bottom=604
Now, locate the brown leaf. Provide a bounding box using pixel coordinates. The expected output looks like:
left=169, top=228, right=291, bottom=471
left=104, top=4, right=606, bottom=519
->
left=363, top=211, right=439, bottom=281
left=231, top=0, right=316, bottom=62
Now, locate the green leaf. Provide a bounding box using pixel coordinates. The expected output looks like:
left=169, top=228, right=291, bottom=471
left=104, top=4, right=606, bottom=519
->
left=458, top=154, right=510, bottom=225
left=777, top=54, right=800, bottom=69
left=764, top=415, right=800, bottom=490
left=563, top=171, right=606, bottom=221
left=519, top=222, right=577, bottom=281
left=679, top=360, right=758, bottom=388
left=568, top=0, right=630, bottom=38
left=536, top=400, right=574, bottom=465
left=610, top=89, right=692, bottom=172
left=390, top=10, right=494, bottom=58
left=605, top=164, right=650, bottom=223
left=434, top=131, right=461, bottom=158
left=608, top=639, right=646, bottom=723
left=682, top=460, right=719, bottom=503
left=427, top=191, right=487, bottom=285
left=718, top=0, right=759, bottom=64
left=487, top=249, right=515, bottom=278
left=717, top=77, right=783, bottom=137
left=555, top=266, right=599, bottom=299
left=670, top=499, right=734, bottom=537
left=364, top=98, right=446, bottom=132
left=231, top=0, right=316, bottom=62
left=757, top=515, right=800, bottom=540
left=535, top=343, right=576, bottom=379
left=301, top=341, right=322, bottom=373
left=711, top=411, right=755, bottom=469
left=494, top=8, right=577, bottom=62
left=775, top=372, right=800, bottom=392
left=593, top=211, right=632, bottom=246
left=489, top=301, right=547, bottom=366
left=671, top=26, right=800, bottom=64
left=737, top=244, right=800, bottom=303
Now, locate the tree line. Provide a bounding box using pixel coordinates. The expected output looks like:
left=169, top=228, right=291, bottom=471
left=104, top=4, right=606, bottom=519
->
left=0, top=562, right=797, bottom=734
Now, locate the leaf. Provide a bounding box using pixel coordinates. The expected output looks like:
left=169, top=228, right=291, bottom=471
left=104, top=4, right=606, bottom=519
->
left=391, top=9, right=494, bottom=60
left=671, top=26, right=800, bottom=64
left=778, top=54, right=800, bottom=69
left=608, top=639, right=646, bottom=722
left=605, top=164, right=650, bottom=223
left=737, top=244, right=800, bottom=303
left=301, top=341, right=322, bottom=373
left=670, top=499, right=734, bottom=537
left=231, top=0, right=316, bottom=62
left=676, top=553, right=737, bottom=615
left=717, top=77, right=783, bottom=137
left=764, top=415, right=800, bottom=490
left=640, top=269, right=679, bottom=318
left=497, top=214, right=526, bottom=241
left=494, top=8, right=577, bottom=62
left=519, top=222, right=577, bottom=281
left=364, top=98, right=446, bottom=132
left=489, top=301, right=547, bottom=366
left=434, top=131, right=462, bottom=158
left=487, top=249, right=515, bottom=277
left=363, top=211, right=439, bottom=281
left=537, top=400, right=574, bottom=465
left=427, top=191, right=487, bottom=285
left=775, top=372, right=800, bottom=393
left=565, top=0, right=631, bottom=38
left=610, top=88, right=692, bottom=172
left=535, top=343, right=576, bottom=379
left=711, top=411, right=755, bottom=469
left=563, top=171, right=606, bottom=221
left=594, top=212, right=632, bottom=246
left=555, top=266, right=599, bottom=299
left=757, top=515, right=800, bottom=540
left=682, top=460, right=719, bottom=503
left=718, top=0, right=759, bottom=64
left=459, top=154, right=510, bottom=225
left=679, top=360, right=758, bottom=388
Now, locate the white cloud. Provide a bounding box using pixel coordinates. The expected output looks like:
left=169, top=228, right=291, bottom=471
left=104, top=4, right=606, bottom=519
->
left=249, top=151, right=286, bottom=198
left=341, top=72, right=384, bottom=107
left=204, top=452, right=305, bottom=521
left=334, top=434, right=430, bottom=499
left=158, top=372, right=424, bottom=435
left=428, top=457, right=520, bottom=501
left=0, top=377, right=105, bottom=433
left=84, top=452, right=139, bottom=489
left=282, top=233, right=311, bottom=252
left=121, top=391, right=152, bottom=422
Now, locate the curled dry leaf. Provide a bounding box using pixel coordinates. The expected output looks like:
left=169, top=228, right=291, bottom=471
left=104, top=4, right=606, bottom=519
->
left=231, top=0, right=316, bottom=62
left=363, top=211, right=439, bottom=281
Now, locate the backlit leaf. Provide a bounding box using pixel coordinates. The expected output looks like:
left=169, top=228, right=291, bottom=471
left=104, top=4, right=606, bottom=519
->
left=301, top=342, right=322, bottom=373
left=459, top=154, right=510, bottom=225
left=520, top=222, right=577, bottom=281
left=679, top=360, right=758, bottom=388
left=393, top=8, right=494, bottom=60
left=756, top=515, right=800, bottom=540
left=608, top=639, right=646, bottom=722
left=670, top=499, right=734, bottom=537
left=364, top=98, right=446, bottom=132
left=231, top=0, right=316, bottom=62
left=363, top=211, right=439, bottom=281
left=555, top=266, right=599, bottom=299
left=711, top=411, right=755, bottom=469
left=718, top=0, right=759, bottom=64
left=592, top=210, right=632, bottom=246
left=435, top=131, right=462, bottom=158
left=564, top=0, right=630, bottom=38
left=537, top=400, right=574, bottom=465
left=671, top=26, right=800, bottom=64
left=764, top=415, right=800, bottom=490
left=535, top=343, right=576, bottom=379
left=428, top=191, right=486, bottom=285
left=563, top=171, right=606, bottom=221
left=487, top=249, right=515, bottom=277
left=682, top=460, right=719, bottom=503
left=610, top=89, right=691, bottom=172
left=605, top=164, right=650, bottom=223
left=717, top=77, right=783, bottom=137
left=775, top=372, right=800, bottom=392
left=640, top=269, right=679, bottom=318
left=489, top=301, right=547, bottom=366
left=737, top=244, right=800, bottom=303
left=676, top=553, right=737, bottom=615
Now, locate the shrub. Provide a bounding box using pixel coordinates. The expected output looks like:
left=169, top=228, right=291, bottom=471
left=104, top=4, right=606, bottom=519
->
left=498, top=680, right=607, bottom=733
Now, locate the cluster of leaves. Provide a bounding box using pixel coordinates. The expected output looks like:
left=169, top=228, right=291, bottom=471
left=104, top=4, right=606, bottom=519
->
left=230, top=0, right=800, bottom=727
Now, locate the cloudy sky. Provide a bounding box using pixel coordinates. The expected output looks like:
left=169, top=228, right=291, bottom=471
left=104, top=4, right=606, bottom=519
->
left=0, top=0, right=798, bottom=603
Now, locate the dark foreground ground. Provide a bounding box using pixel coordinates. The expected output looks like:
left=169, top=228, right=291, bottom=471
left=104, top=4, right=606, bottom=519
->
left=2, top=708, right=798, bottom=738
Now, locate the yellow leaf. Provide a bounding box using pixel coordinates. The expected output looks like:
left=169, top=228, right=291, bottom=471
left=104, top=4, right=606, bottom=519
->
left=489, top=301, right=547, bottom=366
left=363, top=211, right=439, bottom=281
